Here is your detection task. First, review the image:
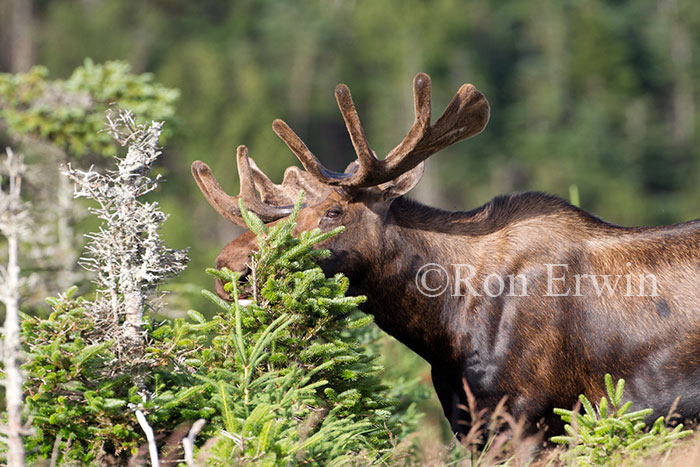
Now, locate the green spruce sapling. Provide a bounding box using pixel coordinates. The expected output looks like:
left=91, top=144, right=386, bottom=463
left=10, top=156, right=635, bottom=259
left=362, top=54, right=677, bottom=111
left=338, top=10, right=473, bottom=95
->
left=552, top=374, right=692, bottom=465
left=192, top=195, right=421, bottom=464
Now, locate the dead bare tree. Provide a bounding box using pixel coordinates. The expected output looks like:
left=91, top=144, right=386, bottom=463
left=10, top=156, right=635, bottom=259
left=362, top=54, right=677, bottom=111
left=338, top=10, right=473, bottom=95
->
left=64, top=109, right=188, bottom=369
left=0, top=147, right=30, bottom=467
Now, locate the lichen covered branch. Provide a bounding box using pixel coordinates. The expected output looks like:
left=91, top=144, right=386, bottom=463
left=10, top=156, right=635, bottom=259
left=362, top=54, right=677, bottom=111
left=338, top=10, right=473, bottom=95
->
left=63, top=110, right=189, bottom=364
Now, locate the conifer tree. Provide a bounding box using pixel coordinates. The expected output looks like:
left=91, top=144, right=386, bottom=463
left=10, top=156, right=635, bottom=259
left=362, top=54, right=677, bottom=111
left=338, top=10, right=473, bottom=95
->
left=179, top=195, right=422, bottom=464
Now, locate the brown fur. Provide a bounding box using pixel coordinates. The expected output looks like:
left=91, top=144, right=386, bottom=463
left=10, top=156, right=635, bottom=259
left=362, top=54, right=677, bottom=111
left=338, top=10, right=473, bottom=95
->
left=195, top=74, right=700, bottom=438
left=215, top=191, right=700, bottom=437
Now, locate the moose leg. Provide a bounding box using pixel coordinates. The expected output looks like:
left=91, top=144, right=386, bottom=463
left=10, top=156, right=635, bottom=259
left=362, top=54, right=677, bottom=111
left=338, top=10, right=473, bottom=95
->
left=431, top=366, right=468, bottom=436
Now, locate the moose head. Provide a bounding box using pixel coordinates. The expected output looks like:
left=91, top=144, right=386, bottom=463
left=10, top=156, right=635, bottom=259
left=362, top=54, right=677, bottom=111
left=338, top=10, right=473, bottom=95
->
left=191, top=73, right=489, bottom=300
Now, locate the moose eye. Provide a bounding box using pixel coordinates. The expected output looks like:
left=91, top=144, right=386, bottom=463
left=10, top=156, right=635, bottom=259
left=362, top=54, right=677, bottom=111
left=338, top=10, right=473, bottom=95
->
left=324, top=208, right=342, bottom=219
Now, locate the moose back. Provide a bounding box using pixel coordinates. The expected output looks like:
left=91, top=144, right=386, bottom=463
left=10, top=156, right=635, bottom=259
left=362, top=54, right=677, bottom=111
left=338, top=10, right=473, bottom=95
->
left=192, top=73, right=700, bottom=436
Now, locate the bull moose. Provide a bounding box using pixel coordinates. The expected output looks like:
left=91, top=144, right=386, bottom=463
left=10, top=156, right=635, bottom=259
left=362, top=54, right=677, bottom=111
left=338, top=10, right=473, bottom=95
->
left=191, top=73, right=700, bottom=437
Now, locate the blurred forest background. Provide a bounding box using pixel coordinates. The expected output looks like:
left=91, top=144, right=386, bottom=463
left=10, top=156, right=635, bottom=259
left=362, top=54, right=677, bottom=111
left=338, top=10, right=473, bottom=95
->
left=2, top=0, right=700, bottom=445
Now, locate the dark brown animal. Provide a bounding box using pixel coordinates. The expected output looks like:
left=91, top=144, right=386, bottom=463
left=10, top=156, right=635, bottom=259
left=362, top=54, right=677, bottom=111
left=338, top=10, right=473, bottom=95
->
left=192, top=73, right=700, bottom=437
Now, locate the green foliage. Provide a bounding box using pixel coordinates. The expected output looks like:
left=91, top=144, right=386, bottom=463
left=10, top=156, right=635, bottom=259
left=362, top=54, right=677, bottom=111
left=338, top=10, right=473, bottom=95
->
left=20, top=192, right=421, bottom=464
left=189, top=194, right=421, bottom=464
left=552, top=374, right=692, bottom=465
left=20, top=286, right=216, bottom=462
left=0, top=59, right=178, bottom=157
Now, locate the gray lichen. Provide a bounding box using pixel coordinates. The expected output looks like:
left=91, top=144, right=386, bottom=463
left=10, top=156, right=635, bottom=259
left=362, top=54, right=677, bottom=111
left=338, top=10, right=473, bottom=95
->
left=64, top=109, right=189, bottom=362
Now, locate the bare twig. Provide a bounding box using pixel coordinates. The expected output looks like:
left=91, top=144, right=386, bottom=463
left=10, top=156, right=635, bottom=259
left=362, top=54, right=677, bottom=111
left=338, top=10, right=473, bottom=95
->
left=221, top=430, right=246, bottom=454
left=183, top=419, right=206, bottom=467
left=135, top=410, right=159, bottom=467
left=49, top=433, right=63, bottom=467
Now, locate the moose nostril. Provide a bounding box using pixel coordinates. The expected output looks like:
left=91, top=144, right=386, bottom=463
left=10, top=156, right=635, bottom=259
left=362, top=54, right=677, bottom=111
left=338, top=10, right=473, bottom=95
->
left=239, top=266, right=251, bottom=282
left=214, top=266, right=253, bottom=301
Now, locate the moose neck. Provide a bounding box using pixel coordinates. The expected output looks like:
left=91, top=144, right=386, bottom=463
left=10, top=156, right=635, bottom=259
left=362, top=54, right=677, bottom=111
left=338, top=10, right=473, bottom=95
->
left=345, top=193, right=610, bottom=366
left=346, top=196, right=494, bottom=365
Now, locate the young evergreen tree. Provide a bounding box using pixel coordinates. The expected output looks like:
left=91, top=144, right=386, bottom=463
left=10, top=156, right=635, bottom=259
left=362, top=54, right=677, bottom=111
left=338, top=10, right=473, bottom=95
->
left=19, top=112, right=194, bottom=464
left=552, top=374, right=692, bottom=465
left=186, top=196, right=422, bottom=464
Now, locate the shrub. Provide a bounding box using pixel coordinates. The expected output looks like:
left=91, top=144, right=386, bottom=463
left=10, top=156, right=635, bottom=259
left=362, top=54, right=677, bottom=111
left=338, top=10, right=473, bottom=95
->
left=21, top=287, right=216, bottom=463
left=552, top=374, right=692, bottom=465
left=0, top=59, right=178, bottom=157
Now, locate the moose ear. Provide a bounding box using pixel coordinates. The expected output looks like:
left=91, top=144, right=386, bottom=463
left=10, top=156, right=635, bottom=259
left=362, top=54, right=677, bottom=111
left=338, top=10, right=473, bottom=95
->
left=377, top=162, right=425, bottom=201
left=362, top=162, right=424, bottom=218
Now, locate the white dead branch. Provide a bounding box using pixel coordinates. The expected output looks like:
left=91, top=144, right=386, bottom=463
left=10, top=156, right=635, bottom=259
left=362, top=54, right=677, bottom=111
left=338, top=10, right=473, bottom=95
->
left=63, top=110, right=188, bottom=365
left=0, top=147, right=29, bottom=467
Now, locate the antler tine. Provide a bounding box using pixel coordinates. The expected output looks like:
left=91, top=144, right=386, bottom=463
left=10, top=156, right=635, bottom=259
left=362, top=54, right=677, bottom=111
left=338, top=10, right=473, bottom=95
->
left=380, top=76, right=489, bottom=183
left=385, top=72, right=432, bottom=161
left=191, top=146, right=294, bottom=228
left=334, top=84, right=378, bottom=174
left=272, top=73, right=488, bottom=189
left=236, top=146, right=260, bottom=203
left=250, top=156, right=332, bottom=207
left=402, top=82, right=489, bottom=162
left=247, top=156, right=286, bottom=204
left=233, top=146, right=297, bottom=220
left=191, top=159, right=246, bottom=227
left=272, top=119, right=353, bottom=183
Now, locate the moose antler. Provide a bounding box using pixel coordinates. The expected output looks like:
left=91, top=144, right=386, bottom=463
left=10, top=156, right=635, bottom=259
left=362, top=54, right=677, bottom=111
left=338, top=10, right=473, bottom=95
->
left=272, top=73, right=489, bottom=188
left=191, top=146, right=298, bottom=228
left=192, top=73, right=488, bottom=227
